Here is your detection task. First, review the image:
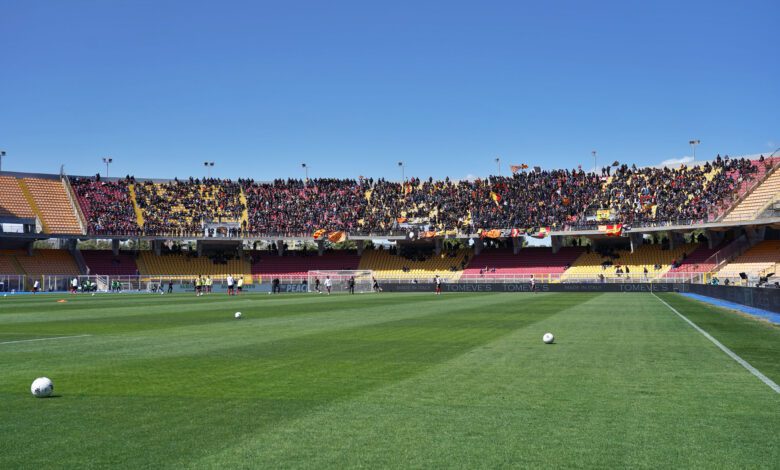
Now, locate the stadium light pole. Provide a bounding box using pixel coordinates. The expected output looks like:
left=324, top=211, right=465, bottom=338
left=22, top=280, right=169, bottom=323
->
left=495, top=157, right=501, bottom=177
left=592, top=150, right=597, bottom=172
left=102, top=157, right=113, bottom=178
left=204, top=161, right=214, bottom=178
left=398, top=161, right=405, bottom=182
left=0, top=150, right=6, bottom=172
left=689, top=140, right=700, bottom=161
left=301, top=163, right=308, bottom=183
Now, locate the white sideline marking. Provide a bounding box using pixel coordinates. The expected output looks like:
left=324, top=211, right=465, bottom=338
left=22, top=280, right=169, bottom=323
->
left=652, top=293, right=780, bottom=394
left=0, top=334, right=92, bottom=346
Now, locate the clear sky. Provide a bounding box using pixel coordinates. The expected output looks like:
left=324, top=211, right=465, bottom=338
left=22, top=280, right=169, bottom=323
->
left=1, top=0, right=778, bottom=181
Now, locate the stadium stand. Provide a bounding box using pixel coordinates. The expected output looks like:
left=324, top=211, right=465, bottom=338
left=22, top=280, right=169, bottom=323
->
left=81, top=250, right=139, bottom=276
left=662, top=244, right=720, bottom=277
left=561, top=243, right=698, bottom=281
left=20, top=178, right=82, bottom=234
left=716, top=240, right=780, bottom=280
left=4, top=249, right=80, bottom=276
left=136, top=251, right=251, bottom=281
left=0, top=251, right=23, bottom=274
left=134, top=179, right=244, bottom=236
left=250, top=251, right=361, bottom=278
left=463, top=247, right=585, bottom=277
left=358, top=248, right=469, bottom=280
left=0, top=176, right=35, bottom=218
left=71, top=178, right=140, bottom=235
left=722, top=160, right=780, bottom=221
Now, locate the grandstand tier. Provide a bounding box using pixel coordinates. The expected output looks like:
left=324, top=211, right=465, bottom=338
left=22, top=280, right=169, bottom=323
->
left=358, top=248, right=469, bottom=280
left=723, top=164, right=780, bottom=221
left=716, top=240, right=780, bottom=279
left=561, top=244, right=699, bottom=281
left=0, top=176, right=35, bottom=218
left=463, top=247, right=585, bottom=277
left=136, top=251, right=252, bottom=282
left=0, top=249, right=80, bottom=276
left=20, top=178, right=82, bottom=234
left=81, top=250, right=139, bottom=276
left=250, top=251, right=361, bottom=278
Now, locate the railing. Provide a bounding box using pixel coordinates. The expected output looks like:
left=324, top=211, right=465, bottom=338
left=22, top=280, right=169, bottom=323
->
left=701, top=235, right=751, bottom=273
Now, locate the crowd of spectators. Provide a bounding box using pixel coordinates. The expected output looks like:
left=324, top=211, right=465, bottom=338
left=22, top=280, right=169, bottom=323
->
left=134, top=177, right=243, bottom=236
left=70, top=177, right=140, bottom=235
left=70, top=156, right=768, bottom=237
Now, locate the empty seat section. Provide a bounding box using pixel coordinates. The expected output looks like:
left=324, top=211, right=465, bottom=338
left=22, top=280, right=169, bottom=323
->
left=137, top=252, right=251, bottom=282
left=723, top=165, right=780, bottom=221
left=22, top=178, right=82, bottom=234
left=81, top=250, right=140, bottom=276
left=358, top=249, right=468, bottom=280
left=463, top=247, right=584, bottom=277
left=561, top=244, right=698, bottom=281
left=717, top=240, right=780, bottom=279
left=250, top=251, right=360, bottom=278
left=12, top=249, right=80, bottom=276
left=0, top=176, right=35, bottom=218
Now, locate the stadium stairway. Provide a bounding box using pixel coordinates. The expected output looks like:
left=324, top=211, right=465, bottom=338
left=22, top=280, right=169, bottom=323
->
left=722, top=166, right=780, bottom=222
left=0, top=251, right=24, bottom=275
left=358, top=249, right=469, bottom=281
left=462, top=247, right=585, bottom=279
left=0, top=176, right=36, bottom=218
left=127, top=183, right=145, bottom=227
left=716, top=240, right=780, bottom=281
left=20, top=177, right=83, bottom=234
left=662, top=244, right=721, bottom=278
left=16, top=178, right=49, bottom=232
left=250, top=251, right=361, bottom=279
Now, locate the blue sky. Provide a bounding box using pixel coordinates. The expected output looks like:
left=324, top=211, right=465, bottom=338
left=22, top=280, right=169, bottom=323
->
left=1, top=0, right=778, bottom=180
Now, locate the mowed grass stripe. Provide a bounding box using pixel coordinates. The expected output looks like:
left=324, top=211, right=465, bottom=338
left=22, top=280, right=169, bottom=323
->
left=0, top=293, right=579, bottom=469
left=194, top=293, right=780, bottom=469
left=657, top=292, right=780, bottom=384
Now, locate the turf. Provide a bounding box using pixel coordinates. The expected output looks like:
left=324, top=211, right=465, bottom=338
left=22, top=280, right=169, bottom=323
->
left=1, top=291, right=778, bottom=468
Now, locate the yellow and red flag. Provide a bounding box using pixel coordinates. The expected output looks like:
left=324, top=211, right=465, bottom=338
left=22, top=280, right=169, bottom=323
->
left=312, top=229, right=327, bottom=239
left=489, top=191, right=501, bottom=206
left=327, top=231, right=347, bottom=243
left=598, top=224, right=623, bottom=237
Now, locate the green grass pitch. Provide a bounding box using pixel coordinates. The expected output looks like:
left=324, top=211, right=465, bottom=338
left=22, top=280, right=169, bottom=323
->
left=1, top=291, right=779, bottom=468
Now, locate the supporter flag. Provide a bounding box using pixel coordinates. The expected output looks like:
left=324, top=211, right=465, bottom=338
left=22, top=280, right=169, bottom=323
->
left=480, top=229, right=502, bottom=239
left=328, top=231, right=347, bottom=243
left=596, top=209, right=611, bottom=221
left=489, top=191, right=501, bottom=206
left=312, top=229, right=327, bottom=240
left=421, top=231, right=436, bottom=239
left=396, top=217, right=407, bottom=224
left=527, top=227, right=550, bottom=239
left=403, top=183, right=413, bottom=195
left=364, top=189, right=372, bottom=202
left=509, top=228, right=522, bottom=238
left=598, top=224, right=623, bottom=237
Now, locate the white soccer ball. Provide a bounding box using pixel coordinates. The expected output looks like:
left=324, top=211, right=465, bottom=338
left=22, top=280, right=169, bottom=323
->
left=31, top=377, right=54, bottom=398
left=542, top=333, right=555, bottom=344
left=234, top=312, right=242, bottom=319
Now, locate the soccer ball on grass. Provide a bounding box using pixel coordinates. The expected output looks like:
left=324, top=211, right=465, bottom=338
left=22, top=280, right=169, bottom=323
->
left=542, top=332, right=555, bottom=344
left=31, top=377, right=54, bottom=398
left=234, top=312, right=242, bottom=319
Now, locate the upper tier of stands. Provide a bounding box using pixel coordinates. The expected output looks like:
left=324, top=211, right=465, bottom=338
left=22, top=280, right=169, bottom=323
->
left=463, top=247, right=585, bottom=277
left=55, top=155, right=768, bottom=236
left=0, top=176, right=35, bottom=218
left=20, top=178, right=82, bottom=234
left=133, top=178, right=243, bottom=236
left=71, top=178, right=140, bottom=235
left=250, top=251, right=361, bottom=278
left=81, top=250, right=139, bottom=276
left=722, top=158, right=780, bottom=221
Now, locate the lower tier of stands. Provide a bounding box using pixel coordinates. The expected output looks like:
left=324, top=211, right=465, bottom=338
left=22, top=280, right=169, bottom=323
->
left=561, top=244, right=698, bottom=281
left=716, top=240, right=780, bottom=280
left=0, top=249, right=80, bottom=276
left=135, top=252, right=252, bottom=283
left=250, top=251, right=361, bottom=278
left=81, top=250, right=139, bottom=276
left=463, top=247, right=585, bottom=278
left=358, top=249, right=469, bottom=280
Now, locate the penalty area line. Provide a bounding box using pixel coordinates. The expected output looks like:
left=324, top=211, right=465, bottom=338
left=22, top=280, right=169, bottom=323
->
left=0, top=334, right=92, bottom=346
left=652, top=293, right=780, bottom=394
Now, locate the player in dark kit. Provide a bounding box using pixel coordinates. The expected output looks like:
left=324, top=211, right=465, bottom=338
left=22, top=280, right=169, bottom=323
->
left=434, top=275, right=442, bottom=295
left=348, top=276, right=355, bottom=294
